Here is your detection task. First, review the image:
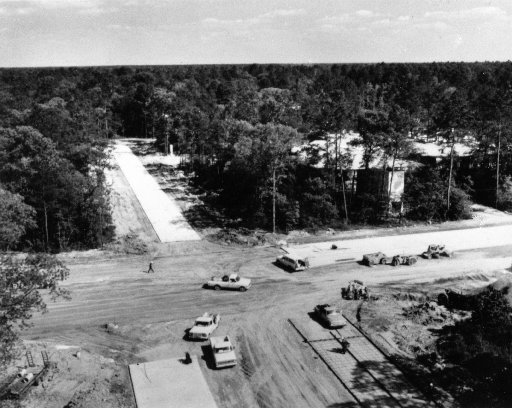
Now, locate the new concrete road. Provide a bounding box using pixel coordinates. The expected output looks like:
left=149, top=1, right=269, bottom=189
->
left=286, top=224, right=512, bottom=267
left=112, top=141, right=200, bottom=242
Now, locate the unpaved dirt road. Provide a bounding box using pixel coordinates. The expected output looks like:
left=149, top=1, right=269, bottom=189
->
left=24, top=239, right=512, bottom=408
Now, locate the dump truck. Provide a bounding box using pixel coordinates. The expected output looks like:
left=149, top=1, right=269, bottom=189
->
left=314, top=304, right=347, bottom=328
left=422, top=244, right=452, bottom=259
left=362, top=252, right=388, bottom=266
left=210, top=335, right=237, bottom=368
left=205, top=274, right=251, bottom=292
left=391, top=254, right=418, bottom=266
left=342, top=280, right=369, bottom=300
left=188, top=313, right=220, bottom=340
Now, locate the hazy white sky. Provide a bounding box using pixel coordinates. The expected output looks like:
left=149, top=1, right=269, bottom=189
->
left=1, top=0, right=512, bottom=67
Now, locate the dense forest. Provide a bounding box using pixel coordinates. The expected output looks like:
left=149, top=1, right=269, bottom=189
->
left=1, top=62, right=512, bottom=249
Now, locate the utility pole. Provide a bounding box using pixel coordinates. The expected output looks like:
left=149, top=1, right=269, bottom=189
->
left=447, top=128, right=455, bottom=211
left=164, top=114, right=170, bottom=155
left=496, top=120, right=502, bottom=209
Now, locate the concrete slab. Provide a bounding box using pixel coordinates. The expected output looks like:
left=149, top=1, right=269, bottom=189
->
left=129, top=357, right=217, bottom=408
left=112, top=141, right=200, bottom=242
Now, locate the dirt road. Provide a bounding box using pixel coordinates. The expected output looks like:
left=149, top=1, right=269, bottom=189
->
left=23, top=239, right=512, bottom=408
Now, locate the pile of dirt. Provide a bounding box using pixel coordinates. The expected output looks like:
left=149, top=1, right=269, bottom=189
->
left=106, top=233, right=149, bottom=254
left=403, top=301, right=451, bottom=325
left=490, top=273, right=512, bottom=306
left=206, top=228, right=283, bottom=247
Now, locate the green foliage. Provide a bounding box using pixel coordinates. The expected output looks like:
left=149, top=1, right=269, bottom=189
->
left=497, top=176, right=512, bottom=211
left=0, top=253, right=69, bottom=366
left=0, top=126, right=113, bottom=251
left=0, top=187, right=36, bottom=250
left=301, top=177, right=339, bottom=227
left=435, top=288, right=512, bottom=407
left=404, top=166, right=472, bottom=222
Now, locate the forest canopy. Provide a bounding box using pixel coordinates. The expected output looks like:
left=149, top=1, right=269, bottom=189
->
left=1, top=62, right=512, bottom=242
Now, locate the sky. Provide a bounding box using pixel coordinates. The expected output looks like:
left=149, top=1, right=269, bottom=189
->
left=1, top=0, right=512, bottom=67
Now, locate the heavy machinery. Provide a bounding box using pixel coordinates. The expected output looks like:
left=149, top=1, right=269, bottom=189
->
left=391, top=255, right=418, bottom=266
left=362, top=252, right=388, bottom=266
left=422, top=244, right=452, bottom=259
left=342, top=280, right=369, bottom=300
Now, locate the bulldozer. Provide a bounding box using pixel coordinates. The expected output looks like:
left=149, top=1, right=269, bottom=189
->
left=391, top=254, right=418, bottom=266
left=422, top=244, right=452, bottom=259
left=342, top=280, right=369, bottom=300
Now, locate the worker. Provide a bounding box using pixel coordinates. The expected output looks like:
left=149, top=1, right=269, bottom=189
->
left=340, top=337, right=350, bottom=354
left=184, top=352, right=192, bottom=364
left=148, top=262, right=154, bottom=273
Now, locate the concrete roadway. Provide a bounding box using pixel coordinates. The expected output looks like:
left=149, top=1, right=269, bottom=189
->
left=285, top=224, right=512, bottom=267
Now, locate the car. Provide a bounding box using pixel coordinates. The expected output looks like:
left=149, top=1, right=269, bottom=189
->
left=210, top=335, right=237, bottom=368
left=205, top=274, right=251, bottom=291
left=314, top=304, right=347, bottom=328
left=362, top=252, right=388, bottom=266
left=188, top=313, right=220, bottom=340
left=275, top=254, right=309, bottom=272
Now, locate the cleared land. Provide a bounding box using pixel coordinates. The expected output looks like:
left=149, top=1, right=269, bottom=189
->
left=9, top=140, right=512, bottom=408
left=19, top=238, right=511, bottom=408
left=112, top=141, right=200, bottom=242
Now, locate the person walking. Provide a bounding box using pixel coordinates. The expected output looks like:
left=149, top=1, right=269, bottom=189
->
left=148, top=261, right=154, bottom=273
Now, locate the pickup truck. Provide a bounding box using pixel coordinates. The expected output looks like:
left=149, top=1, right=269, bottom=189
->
left=188, top=313, right=220, bottom=340
left=205, top=274, right=251, bottom=292
left=210, top=335, right=237, bottom=368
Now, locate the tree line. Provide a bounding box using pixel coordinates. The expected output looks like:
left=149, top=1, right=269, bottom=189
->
left=2, top=62, right=512, bottom=239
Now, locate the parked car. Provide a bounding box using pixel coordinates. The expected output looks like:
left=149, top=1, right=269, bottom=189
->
left=205, top=274, right=251, bottom=291
left=210, top=335, right=237, bottom=368
left=188, top=313, right=220, bottom=340
left=276, top=254, right=310, bottom=272
left=314, top=304, right=347, bottom=328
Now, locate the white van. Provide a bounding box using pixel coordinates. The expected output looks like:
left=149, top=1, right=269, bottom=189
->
left=276, top=254, right=310, bottom=272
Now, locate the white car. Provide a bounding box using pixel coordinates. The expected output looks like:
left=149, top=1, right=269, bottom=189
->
left=188, top=313, right=220, bottom=341
left=205, top=274, right=251, bottom=292
left=210, top=336, right=237, bottom=368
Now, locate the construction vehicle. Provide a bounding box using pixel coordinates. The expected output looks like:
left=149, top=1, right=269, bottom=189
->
left=391, top=255, right=418, bottom=266
left=5, top=351, right=51, bottom=399
left=362, top=252, right=388, bottom=266
left=188, top=313, right=220, bottom=340
left=314, top=304, right=347, bottom=328
left=205, top=274, right=251, bottom=292
left=210, top=336, right=237, bottom=368
left=422, top=244, right=452, bottom=259
left=342, top=280, right=369, bottom=300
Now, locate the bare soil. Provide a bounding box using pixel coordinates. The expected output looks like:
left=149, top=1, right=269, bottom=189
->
left=4, top=241, right=508, bottom=408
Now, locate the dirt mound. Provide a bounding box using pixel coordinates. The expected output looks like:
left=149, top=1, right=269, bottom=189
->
left=107, top=233, right=149, bottom=254
left=490, top=274, right=512, bottom=305
left=206, top=228, right=283, bottom=247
